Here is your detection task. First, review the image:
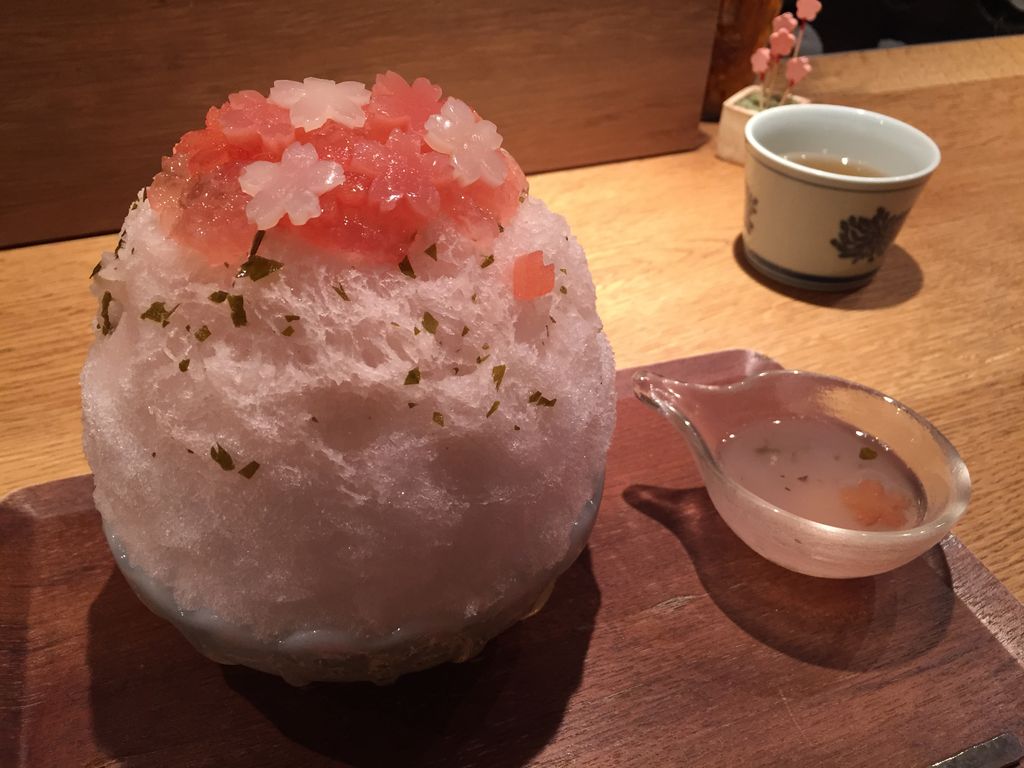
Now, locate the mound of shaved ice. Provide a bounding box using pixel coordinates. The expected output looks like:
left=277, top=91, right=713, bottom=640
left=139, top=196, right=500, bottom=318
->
left=82, top=73, right=614, bottom=683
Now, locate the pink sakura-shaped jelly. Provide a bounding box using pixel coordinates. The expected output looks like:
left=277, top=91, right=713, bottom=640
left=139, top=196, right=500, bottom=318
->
left=239, top=143, right=345, bottom=229
left=424, top=98, right=508, bottom=187
left=269, top=77, right=371, bottom=132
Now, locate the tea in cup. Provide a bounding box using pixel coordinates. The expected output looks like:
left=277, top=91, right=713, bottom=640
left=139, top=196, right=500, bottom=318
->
left=743, top=105, right=940, bottom=290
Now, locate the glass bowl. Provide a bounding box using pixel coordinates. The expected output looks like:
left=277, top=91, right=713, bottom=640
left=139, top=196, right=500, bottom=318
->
left=633, top=368, right=970, bottom=578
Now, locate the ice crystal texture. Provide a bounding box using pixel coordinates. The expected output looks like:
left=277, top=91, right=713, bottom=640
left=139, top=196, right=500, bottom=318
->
left=83, top=190, right=614, bottom=681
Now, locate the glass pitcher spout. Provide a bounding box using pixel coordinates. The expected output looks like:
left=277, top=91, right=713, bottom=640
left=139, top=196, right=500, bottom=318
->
left=632, top=369, right=720, bottom=468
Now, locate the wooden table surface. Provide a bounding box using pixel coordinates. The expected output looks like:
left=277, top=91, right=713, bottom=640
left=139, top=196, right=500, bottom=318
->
left=2, top=36, right=1023, bottom=599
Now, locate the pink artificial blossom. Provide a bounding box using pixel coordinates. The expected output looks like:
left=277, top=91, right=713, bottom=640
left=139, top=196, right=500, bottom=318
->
left=786, top=56, right=813, bottom=85
left=750, top=47, right=771, bottom=76
left=769, top=28, right=796, bottom=58
left=796, top=0, right=823, bottom=22
left=772, top=12, right=798, bottom=33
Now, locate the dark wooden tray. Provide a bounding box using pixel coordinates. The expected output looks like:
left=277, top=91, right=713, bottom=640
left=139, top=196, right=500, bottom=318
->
left=3, top=351, right=1023, bottom=768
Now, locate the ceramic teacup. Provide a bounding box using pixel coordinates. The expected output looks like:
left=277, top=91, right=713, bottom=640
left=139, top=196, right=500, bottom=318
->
left=742, top=104, right=940, bottom=291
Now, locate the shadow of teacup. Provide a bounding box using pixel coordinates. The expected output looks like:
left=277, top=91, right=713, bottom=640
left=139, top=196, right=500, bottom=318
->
left=733, top=235, right=923, bottom=309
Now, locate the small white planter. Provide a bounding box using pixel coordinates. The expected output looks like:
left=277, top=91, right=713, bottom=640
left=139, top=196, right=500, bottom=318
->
left=716, top=84, right=810, bottom=166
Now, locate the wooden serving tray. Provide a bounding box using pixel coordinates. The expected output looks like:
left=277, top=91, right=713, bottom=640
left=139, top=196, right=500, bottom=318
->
left=2, top=351, right=1023, bottom=767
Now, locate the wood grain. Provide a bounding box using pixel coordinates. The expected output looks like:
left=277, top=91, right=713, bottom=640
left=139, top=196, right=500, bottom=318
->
left=1, top=359, right=1022, bottom=767
left=0, top=0, right=717, bottom=247
left=701, top=0, right=780, bottom=119
left=1, top=36, right=1023, bottom=605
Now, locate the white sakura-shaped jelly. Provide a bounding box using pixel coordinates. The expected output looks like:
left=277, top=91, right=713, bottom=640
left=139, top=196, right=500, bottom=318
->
left=239, top=143, right=345, bottom=229
left=424, top=98, right=507, bottom=187
left=269, top=77, right=371, bottom=131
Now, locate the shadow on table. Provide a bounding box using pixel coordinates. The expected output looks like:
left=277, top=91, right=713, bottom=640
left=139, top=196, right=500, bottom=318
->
left=88, top=550, right=600, bottom=767
left=623, top=483, right=952, bottom=671
left=732, top=235, right=923, bottom=309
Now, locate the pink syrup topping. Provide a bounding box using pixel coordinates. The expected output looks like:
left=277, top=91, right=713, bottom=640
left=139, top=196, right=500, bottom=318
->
left=147, top=72, right=527, bottom=265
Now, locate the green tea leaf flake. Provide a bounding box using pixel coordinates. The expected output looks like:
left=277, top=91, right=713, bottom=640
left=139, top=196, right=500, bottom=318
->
left=471, top=292, right=478, bottom=304
left=424, top=243, right=438, bottom=260
left=90, top=260, right=103, bottom=279
left=333, top=284, right=351, bottom=301
left=310, top=416, right=319, bottom=422
left=486, top=400, right=500, bottom=418
left=859, top=446, right=878, bottom=460
left=413, top=327, right=421, bottom=335
left=408, top=402, right=417, bottom=408
left=513, top=425, right=521, bottom=431
left=518, top=191, right=527, bottom=203
left=529, top=391, right=557, bottom=407
left=238, top=461, right=260, bottom=479
left=432, top=411, right=445, bottom=426
left=559, top=268, right=567, bottom=275
left=140, top=301, right=179, bottom=327
left=99, top=291, right=114, bottom=336
left=404, top=367, right=421, bottom=385
left=227, top=294, right=247, bottom=327
left=422, top=311, right=439, bottom=334
left=559, top=286, right=567, bottom=295
left=194, top=325, right=211, bottom=342
left=209, top=291, right=228, bottom=303
left=178, top=359, right=190, bottom=372
left=236, top=254, right=283, bottom=281
left=210, top=443, right=235, bottom=471
left=281, top=325, right=295, bottom=336
left=492, top=364, right=506, bottom=390
left=284, top=314, right=300, bottom=322
left=399, top=255, right=416, bottom=279
left=480, top=254, right=494, bottom=269
left=114, top=233, right=126, bottom=258
left=461, top=325, right=470, bottom=337
left=482, top=343, right=490, bottom=350
left=498, top=224, right=505, bottom=233
left=476, top=354, right=490, bottom=364
left=249, top=229, right=266, bottom=258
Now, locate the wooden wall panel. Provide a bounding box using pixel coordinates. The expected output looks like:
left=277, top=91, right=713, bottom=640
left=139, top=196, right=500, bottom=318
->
left=0, top=0, right=718, bottom=247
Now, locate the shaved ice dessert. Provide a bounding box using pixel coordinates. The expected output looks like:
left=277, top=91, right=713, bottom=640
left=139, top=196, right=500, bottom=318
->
left=81, top=72, right=616, bottom=684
